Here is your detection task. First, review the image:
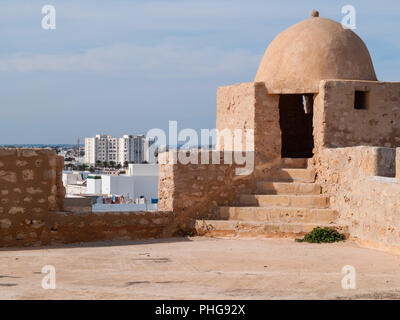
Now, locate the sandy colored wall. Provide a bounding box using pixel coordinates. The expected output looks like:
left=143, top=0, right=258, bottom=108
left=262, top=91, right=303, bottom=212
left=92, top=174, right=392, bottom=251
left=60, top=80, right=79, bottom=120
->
left=217, top=82, right=281, bottom=178
left=312, top=80, right=400, bottom=254
left=216, top=82, right=257, bottom=140
left=314, top=146, right=400, bottom=254
left=158, top=151, right=254, bottom=230
left=0, top=209, right=174, bottom=247
left=0, top=148, right=65, bottom=215
left=314, top=80, right=400, bottom=149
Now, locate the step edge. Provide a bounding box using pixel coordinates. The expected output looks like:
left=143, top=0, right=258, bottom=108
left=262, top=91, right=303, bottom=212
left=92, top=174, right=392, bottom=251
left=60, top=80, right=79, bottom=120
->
left=196, top=220, right=345, bottom=227
left=239, top=194, right=329, bottom=198
left=219, top=206, right=336, bottom=211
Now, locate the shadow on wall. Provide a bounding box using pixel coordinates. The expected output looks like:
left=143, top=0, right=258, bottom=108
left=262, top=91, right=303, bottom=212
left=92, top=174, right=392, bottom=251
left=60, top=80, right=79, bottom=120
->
left=376, top=147, right=396, bottom=177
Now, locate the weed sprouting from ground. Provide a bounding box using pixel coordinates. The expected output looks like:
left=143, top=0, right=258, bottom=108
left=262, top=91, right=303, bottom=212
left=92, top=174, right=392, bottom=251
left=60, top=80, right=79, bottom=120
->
left=295, top=227, right=345, bottom=243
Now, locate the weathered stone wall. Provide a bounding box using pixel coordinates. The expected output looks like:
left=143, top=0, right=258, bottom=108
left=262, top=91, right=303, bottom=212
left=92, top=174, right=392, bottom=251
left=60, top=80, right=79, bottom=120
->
left=312, top=79, right=400, bottom=254
left=0, top=148, right=65, bottom=215
left=314, top=80, right=400, bottom=150
left=217, top=82, right=281, bottom=178
left=158, top=151, right=254, bottom=230
left=216, top=82, right=257, bottom=142
left=0, top=209, right=174, bottom=247
left=314, top=146, right=400, bottom=254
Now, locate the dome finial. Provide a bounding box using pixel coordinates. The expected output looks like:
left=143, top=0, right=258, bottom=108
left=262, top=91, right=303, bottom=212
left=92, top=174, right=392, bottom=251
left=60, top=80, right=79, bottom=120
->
left=310, top=10, right=319, bottom=18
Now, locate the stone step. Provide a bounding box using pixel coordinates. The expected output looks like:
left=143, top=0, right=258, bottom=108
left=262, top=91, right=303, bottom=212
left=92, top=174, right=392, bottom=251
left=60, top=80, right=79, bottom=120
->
left=277, top=168, right=316, bottom=183
left=219, top=207, right=338, bottom=223
left=194, top=220, right=348, bottom=239
left=281, top=158, right=309, bottom=169
left=257, top=181, right=321, bottom=195
left=238, top=194, right=329, bottom=208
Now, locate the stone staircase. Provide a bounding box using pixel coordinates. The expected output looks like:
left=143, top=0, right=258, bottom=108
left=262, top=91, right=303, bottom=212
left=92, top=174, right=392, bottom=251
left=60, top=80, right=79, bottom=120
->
left=195, top=158, right=347, bottom=238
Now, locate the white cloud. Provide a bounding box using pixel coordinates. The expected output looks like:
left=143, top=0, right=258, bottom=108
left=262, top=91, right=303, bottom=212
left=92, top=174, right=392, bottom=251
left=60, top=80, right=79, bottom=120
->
left=0, top=42, right=261, bottom=79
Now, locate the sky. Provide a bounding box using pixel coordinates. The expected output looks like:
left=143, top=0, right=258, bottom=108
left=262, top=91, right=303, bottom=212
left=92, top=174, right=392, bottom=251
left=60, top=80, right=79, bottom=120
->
left=0, top=0, right=399, bottom=144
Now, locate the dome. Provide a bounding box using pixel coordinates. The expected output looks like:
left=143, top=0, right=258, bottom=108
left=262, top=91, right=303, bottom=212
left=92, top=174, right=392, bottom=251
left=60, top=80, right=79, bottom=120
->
left=255, top=12, right=377, bottom=92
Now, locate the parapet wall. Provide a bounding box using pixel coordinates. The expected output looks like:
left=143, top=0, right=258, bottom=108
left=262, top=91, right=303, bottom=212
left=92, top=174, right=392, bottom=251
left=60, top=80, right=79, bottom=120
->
left=158, top=151, right=256, bottom=230
left=314, top=146, right=400, bottom=254
left=0, top=209, right=174, bottom=247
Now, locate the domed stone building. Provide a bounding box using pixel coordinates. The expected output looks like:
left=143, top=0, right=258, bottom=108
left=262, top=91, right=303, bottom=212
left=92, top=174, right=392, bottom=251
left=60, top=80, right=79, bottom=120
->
left=255, top=10, right=377, bottom=92
left=159, top=10, right=400, bottom=253
left=216, top=10, right=397, bottom=161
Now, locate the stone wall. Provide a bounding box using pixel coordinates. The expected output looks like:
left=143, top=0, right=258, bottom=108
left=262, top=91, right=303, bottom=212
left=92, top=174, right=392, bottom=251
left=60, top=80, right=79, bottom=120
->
left=305, top=80, right=400, bottom=253
left=217, top=82, right=281, bottom=178
left=314, top=146, right=400, bottom=254
left=0, top=209, right=174, bottom=247
left=0, top=148, right=175, bottom=247
left=0, top=148, right=65, bottom=215
left=315, top=80, right=400, bottom=149
left=158, top=151, right=255, bottom=231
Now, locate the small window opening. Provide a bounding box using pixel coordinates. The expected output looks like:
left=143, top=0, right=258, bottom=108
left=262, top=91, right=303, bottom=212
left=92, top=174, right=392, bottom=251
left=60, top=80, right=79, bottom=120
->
left=376, top=148, right=396, bottom=178
left=354, top=90, right=369, bottom=110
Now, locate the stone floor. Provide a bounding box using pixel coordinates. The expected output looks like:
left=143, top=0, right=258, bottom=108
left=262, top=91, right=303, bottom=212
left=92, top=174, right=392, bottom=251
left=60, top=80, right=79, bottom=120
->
left=1, top=237, right=400, bottom=299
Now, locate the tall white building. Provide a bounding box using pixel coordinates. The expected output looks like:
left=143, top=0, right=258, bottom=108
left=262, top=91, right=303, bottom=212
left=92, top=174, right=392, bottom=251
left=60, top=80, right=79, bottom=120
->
left=84, top=134, right=155, bottom=165
left=143, top=137, right=156, bottom=163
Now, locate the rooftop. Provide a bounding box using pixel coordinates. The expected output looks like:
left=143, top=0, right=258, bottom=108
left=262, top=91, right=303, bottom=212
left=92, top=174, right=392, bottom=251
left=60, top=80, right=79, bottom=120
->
left=1, top=237, right=400, bottom=299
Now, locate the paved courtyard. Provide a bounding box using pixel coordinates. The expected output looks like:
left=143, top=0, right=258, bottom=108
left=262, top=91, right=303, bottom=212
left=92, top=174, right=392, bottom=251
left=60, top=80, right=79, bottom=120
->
left=1, top=237, right=400, bottom=299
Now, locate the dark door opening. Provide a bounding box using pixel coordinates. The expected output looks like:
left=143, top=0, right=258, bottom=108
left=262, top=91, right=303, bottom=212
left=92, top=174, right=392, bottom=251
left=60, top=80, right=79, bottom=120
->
left=279, top=94, right=314, bottom=158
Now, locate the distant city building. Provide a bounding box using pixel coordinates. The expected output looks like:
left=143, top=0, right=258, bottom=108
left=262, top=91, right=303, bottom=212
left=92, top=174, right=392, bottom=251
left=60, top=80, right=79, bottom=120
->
left=143, top=137, right=156, bottom=163
left=62, top=164, right=158, bottom=211
left=84, top=134, right=156, bottom=165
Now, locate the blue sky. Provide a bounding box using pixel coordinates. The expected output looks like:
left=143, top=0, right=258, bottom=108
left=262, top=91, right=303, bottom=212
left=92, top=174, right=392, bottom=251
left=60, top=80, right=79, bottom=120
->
left=0, top=0, right=399, bottom=144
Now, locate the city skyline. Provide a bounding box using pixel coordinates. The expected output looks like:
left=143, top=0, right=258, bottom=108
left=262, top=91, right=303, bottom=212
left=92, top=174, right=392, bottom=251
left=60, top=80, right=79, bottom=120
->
left=1, top=0, right=400, bottom=144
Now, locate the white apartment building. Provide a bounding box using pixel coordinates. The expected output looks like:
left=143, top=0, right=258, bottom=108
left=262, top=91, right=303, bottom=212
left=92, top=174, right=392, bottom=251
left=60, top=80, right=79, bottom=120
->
left=143, top=137, right=156, bottom=163
left=85, top=134, right=156, bottom=165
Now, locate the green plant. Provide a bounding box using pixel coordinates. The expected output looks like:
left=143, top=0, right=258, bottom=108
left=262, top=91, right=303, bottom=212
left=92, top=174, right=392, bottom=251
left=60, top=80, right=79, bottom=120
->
left=175, top=223, right=196, bottom=237
left=184, top=231, right=195, bottom=237
left=295, top=227, right=345, bottom=243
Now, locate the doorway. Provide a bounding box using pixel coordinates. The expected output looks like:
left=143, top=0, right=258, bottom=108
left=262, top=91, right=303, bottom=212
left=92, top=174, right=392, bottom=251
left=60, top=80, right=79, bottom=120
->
left=279, top=94, right=314, bottom=158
